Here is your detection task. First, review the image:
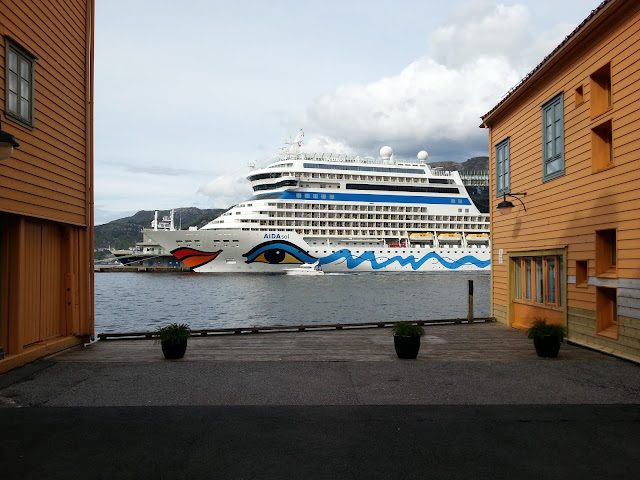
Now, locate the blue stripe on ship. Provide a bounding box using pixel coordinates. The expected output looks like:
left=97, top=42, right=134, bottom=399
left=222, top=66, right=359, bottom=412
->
left=267, top=191, right=472, bottom=205
left=318, top=250, right=490, bottom=270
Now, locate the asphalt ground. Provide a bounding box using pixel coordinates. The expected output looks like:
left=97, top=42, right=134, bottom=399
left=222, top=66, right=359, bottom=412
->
left=1, top=323, right=639, bottom=479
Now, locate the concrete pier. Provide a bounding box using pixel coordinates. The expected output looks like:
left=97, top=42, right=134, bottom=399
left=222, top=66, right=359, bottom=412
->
left=1, top=322, right=639, bottom=480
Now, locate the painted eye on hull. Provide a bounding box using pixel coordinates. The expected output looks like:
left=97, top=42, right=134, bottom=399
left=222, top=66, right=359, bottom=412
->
left=170, top=247, right=222, bottom=269
left=243, top=241, right=317, bottom=265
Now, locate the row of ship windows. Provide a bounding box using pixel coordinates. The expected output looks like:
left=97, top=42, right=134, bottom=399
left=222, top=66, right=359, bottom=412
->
left=300, top=173, right=448, bottom=183
left=250, top=171, right=453, bottom=184
left=289, top=192, right=466, bottom=203
left=175, top=239, right=239, bottom=243
left=272, top=203, right=429, bottom=212
left=310, top=229, right=475, bottom=238
left=267, top=212, right=485, bottom=222
left=217, top=217, right=487, bottom=226
left=268, top=203, right=480, bottom=215
left=253, top=181, right=460, bottom=194
left=260, top=221, right=486, bottom=229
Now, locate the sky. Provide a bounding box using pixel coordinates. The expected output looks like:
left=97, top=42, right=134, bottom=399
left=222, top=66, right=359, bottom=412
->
left=94, top=0, right=598, bottom=224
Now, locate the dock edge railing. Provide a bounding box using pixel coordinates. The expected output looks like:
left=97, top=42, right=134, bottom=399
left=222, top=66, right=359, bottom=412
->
left=97, top=317, right=495, bottom=341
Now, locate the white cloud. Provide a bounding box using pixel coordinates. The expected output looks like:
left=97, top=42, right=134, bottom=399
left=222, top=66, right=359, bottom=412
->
left=297, top=1, right=576, bottom=162
left=429, top=0, right=575, bottom=70
left=197, top=174, right=254, bottom=208
left=93, top=0, right=587, bottom=223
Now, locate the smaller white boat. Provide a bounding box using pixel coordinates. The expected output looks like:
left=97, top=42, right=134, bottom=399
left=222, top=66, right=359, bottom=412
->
left=283, top=261, right=325, bottom=275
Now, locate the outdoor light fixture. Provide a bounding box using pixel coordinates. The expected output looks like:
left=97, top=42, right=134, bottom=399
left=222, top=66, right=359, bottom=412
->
left=0, top=116, right=20, bottom=161
left=497, top=192, right=527, bottom=212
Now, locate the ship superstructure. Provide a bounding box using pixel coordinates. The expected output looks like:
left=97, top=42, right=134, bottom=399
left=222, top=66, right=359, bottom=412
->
left=145, top=131, right=490, bottom=273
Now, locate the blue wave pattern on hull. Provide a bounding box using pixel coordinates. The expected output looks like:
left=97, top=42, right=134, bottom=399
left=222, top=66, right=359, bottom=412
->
left=318, top=250, right=490, bottom=270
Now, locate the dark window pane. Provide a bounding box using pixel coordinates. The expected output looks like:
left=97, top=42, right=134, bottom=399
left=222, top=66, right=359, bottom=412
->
left=547, top=257, right=556, bottom=304
left=8, top=72, right=18, bottom=93
left=8, top=50, right=18, bottom=71
left=21, top=79, right=30, bottom=99
left=536, top=258, right=543, bottom=303
left=8, top=92, right=18, bottom=112
left=20, top=98, right=29, bottom=119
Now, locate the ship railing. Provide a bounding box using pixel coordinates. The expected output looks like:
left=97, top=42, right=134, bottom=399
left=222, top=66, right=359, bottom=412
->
left=278, top=152, right=379, bottom=165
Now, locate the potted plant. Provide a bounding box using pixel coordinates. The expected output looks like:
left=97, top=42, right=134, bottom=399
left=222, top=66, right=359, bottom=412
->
left=157, top=323, right=190, bottom=359
left=526, top=318, right=567, bottom=358
left=392, top=321, right=425, bottom=359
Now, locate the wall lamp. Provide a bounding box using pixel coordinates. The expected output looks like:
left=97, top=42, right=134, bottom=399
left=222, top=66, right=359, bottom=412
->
left=0, top=116, right=20, bottom=161
left=497, top=192, right=527, bottom=212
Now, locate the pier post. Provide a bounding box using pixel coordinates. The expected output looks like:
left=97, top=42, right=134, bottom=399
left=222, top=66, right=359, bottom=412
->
left=468, top=280, right=474, bottom=324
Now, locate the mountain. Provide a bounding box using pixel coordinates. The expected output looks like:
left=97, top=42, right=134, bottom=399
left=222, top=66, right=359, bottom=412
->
left=94, top=207, right=226, bottom=250
left=429, top=156, right=489, bottom=171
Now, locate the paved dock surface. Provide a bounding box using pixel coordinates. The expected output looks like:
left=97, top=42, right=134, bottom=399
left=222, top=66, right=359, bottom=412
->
left=1, top=322, right=639, bottom=479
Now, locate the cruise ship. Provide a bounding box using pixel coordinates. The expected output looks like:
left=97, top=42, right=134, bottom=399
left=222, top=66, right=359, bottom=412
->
left=144, top=131, right=491, bottom=273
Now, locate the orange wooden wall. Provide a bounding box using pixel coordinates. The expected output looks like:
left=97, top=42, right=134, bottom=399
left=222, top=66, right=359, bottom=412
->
left=0, top=0, right=94, bottom=371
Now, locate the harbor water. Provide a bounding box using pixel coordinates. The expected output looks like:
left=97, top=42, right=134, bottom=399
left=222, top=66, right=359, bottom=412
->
left=95, top=272, right=491, bottom=334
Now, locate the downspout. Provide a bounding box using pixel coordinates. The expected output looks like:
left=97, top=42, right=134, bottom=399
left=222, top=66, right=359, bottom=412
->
left=85, top=0, right=95, bottom=336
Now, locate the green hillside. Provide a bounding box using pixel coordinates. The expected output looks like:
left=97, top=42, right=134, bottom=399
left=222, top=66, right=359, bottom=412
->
left=94, top=207, right=226, bottom=250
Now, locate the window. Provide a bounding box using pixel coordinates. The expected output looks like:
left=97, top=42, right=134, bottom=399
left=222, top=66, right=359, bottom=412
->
left=495, top=138, right=510, bottom=196
left=596, top=287, right=617, bottom=338
left=592, top=120, right=613, bottom=172
left=595, top=229, right=616, bottom=275
left=541, top=92, right=565, bottom=181
left=5, top=37, right=35, bottom=127
left=576, top=260, right=588, bottom=287
left=575, top=85, right=584, bottom=106
left=514, top=258, right=522, bottom=299
left=590, top=62, right=611, bottom=118
left=514, top=254, right=564, bottom=307
left=536, top=258, right=544, bottom=303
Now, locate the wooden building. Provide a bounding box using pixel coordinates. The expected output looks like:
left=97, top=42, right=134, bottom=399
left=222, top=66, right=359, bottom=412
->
left=481, top=0, right=640, bottom=362
left=0, top=1, right=94, bottom=373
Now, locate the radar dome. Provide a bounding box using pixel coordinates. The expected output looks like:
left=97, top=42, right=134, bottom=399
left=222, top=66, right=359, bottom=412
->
left=417, top=151, right=428, bottom=162
left=380, top=146, right=393, bottom=159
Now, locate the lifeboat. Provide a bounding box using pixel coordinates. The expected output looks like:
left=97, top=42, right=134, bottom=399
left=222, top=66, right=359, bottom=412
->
left=466, top=233, right=490, bottom=243
left=409, top=232, right=434, bottom=241
left=437, top=233, right=462, bottom=243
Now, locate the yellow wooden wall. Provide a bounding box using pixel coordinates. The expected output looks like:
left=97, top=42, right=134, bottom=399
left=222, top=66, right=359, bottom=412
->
left=0, top=0, right=94, bottom=372
left=485, top=0, right=640, bottom=361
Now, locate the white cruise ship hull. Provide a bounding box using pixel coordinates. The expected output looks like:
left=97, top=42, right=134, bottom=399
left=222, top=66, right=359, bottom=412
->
left=145, top=131, right=492, bottom=274
left=144, top=228, right=490, bottom=273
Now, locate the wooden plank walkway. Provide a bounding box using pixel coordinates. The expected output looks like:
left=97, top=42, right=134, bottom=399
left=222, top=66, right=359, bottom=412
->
left=57, top=322, right=605, bottom=363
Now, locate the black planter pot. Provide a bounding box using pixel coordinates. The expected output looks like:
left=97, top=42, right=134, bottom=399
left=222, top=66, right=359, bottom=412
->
left=394, top=335, right=421, bottom=359
left=161, top=339, right=188, bottom=359
left=533, top=335, right=561, bottom=358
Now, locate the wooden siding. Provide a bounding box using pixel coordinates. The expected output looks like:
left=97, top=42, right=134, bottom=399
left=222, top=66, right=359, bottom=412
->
left=0, top=0, right=93, bottom=373
left=485, top=0, right=640, bottom=359
left=0, top=214, right=93, bottom=352
left=568, top=307, right=640, bottom=362
left=21, top=220, right=65, bottom=345
left=0, top=0, right=90, bottom=226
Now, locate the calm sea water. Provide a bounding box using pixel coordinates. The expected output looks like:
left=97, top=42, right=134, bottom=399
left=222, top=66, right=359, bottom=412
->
left=95, top=272, right=491, bottom=334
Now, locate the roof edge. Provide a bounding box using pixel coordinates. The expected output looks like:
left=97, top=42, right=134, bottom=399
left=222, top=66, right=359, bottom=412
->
left=480, top=0, right=619, bottom=128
